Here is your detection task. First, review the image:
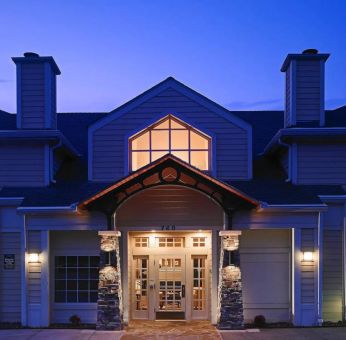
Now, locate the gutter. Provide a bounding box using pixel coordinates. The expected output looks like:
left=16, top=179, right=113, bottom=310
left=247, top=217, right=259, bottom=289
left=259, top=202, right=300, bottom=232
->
left=258, top=202, right=328, bottom=212
left=17, top=205, right=77, bottom=214
left=263, top=128, right=346, bottom=156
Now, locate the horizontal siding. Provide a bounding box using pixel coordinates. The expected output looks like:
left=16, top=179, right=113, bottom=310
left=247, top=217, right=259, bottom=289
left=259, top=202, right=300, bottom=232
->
left=50, top=231, right=99, bottom=323
left=92, top=88, right=249, bottom=181
left=301, top=228, right=316, bottom=304
left=0, top=143, right=46, bottom=186
left=322, top=230, right=343, bottom=321
left=21, top=63, right=45, bottom=129
left=27, top=231, right=42, bottom=305
left=117, top=185, right=223, bottom=228
left=240, top=230, right=291, bottom=322
left=295, top=60, right=321, bottom=123
left=297, top=143, right=346, bottom=184
left=0, top=232, right=21, bottom=322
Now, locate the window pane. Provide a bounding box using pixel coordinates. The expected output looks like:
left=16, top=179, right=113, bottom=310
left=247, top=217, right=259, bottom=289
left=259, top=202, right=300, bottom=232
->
left=55, top=291, right=66, bottom=303
left=132, top=151, right=150, bottom=171
left=56, top=256, right=66, bottom=268
left=55, top=267, right=66, bottom=279
left=67, top=256, right=77, bottom=267
left=171, top=130, right=188, bottom=149
left=90, top=291, right=98, bottom=302
left=170, top=118, right=185, bottom=129
left=151, top=130, right=169, bottom=150
left=191, top=131, right=208, bottom=149
left=90, top=256, right=99, bottom=267
left=152, top=151, right=168, bottom=162
left=78, top=292, right=89, bottom=302
left=132, top=131, right=149, bottom=150
left=171, top=151, right=189, bottom=163
left=55, top=280, right=66, bottom=290
left=78, top=256, right=89, bottom=267
left=191, top=151, right=209, bottom=170
left=90, top=268, right=99, bottom=279
left=153, top=118, right=169, bottom=129
left=67, top=292, right=77, bottom=302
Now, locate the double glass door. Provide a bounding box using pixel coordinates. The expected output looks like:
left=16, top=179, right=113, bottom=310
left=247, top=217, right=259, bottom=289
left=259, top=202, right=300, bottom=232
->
left=156, top=255, right=185, bottom=319
left=130, top=233, right=210, bottom=321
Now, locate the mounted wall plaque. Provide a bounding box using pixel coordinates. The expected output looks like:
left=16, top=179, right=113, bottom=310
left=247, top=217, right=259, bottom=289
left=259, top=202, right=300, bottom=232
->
left=3, top=254, right=15, bottom=269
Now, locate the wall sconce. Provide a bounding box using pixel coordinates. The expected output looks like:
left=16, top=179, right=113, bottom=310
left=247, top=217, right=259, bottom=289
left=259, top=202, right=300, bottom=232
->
left=28, top=253, right=40, bottom=263
left=302, top=251, right=313, bottom=261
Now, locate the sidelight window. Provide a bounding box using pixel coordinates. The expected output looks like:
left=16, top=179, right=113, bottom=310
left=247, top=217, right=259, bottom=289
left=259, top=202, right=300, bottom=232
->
left=130, top=115, right=211, bottom=171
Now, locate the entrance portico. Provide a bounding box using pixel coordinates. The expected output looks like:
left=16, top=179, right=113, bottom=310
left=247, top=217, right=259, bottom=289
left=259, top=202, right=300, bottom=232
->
left=78, top=154, right=258, bottom=330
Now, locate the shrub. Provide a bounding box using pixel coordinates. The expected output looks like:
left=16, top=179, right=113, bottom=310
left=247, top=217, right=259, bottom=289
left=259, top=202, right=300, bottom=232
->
left=69, top=314, right=81, bottom=326
left=254, top=315, right=266, bottom=328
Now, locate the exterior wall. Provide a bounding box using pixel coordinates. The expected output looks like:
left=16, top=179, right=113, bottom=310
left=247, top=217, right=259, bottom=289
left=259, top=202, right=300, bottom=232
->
left=322, top=202, right=344, bottom=322
left=0, top=142, right=47, bottom=187
left=17, top=62, right=57, bottom=129
left=296, top=143, right=346, bottom=184
left=50, top=231, right=99, bottom=324
left=0, top=232, right=22, bottom=322
left=240, top=229, right=291, bottom=322
left=295, top=60, right=322, bottom=124
left=26, top=210, right=107, bottom=231
left=20, top=63, right=46, bottom=129
left=116, top=185, right=224, bottom=228
left=233, top=209, right=319, bottom=230
left=91, top=88, right=249, bottom=181
left=27, top=231, right=43, bottom=326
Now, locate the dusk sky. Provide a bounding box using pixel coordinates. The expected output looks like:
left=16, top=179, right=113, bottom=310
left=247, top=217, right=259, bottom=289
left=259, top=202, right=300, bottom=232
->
left=0, top=0, right=345, bottom=113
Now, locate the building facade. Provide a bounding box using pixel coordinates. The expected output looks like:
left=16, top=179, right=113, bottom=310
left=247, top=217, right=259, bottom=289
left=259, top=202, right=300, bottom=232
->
left=0, top=50, right=345, bottom=329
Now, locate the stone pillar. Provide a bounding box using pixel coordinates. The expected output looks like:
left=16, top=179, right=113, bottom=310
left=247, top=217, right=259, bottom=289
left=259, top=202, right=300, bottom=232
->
left=217, top=230, right=244, bottom=330
left=96, top=231, right=123, bottom=331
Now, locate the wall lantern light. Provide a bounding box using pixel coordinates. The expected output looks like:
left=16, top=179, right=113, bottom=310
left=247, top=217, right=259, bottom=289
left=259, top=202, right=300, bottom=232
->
left=302, top=251, right=313, bottom=261
left=28, top=253, right=40, bottom=263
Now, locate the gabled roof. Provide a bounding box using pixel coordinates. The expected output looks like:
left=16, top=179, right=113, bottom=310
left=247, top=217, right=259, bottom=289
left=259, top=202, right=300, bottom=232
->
left=79, top=154, right=259, bottom=213
left=88, top=77, right=252, bottom=133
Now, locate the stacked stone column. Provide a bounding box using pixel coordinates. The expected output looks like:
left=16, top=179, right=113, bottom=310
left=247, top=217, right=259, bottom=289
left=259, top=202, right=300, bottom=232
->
left=217, top=230, right=244, bottom=330
left=96, top=231, right=123, bottom=331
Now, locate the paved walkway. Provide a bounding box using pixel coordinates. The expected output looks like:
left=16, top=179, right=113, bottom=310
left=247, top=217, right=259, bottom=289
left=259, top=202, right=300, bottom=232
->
left=0, top=324, right=346, bottom=339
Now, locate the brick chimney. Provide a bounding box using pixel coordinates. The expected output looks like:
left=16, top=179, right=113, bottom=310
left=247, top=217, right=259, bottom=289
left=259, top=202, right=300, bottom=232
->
left=12, top=52, right=61, bottom=129
left=281, top=49, right=329, bottom=127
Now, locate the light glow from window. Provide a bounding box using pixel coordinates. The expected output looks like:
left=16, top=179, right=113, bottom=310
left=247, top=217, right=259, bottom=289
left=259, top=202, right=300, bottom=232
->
left=130, top=115, right=211, bottom=171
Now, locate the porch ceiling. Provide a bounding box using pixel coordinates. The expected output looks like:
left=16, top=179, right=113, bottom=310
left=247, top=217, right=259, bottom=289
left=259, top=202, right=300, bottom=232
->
left=78, top=154, right=259, bottom=216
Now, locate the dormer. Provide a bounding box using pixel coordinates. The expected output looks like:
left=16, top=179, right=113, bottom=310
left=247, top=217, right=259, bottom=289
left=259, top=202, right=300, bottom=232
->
left=12, top=52, right=61, bottom=129
left=281, top=49, right=329, bottom=127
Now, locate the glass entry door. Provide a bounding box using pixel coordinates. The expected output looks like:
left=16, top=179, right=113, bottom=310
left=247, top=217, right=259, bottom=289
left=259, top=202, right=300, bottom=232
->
left=155, top=255, right=186, bottom=319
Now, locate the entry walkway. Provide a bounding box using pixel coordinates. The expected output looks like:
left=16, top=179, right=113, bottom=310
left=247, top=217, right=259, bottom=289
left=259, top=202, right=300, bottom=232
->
left=1, top=324, right=346, bottom=339
left=122, top=320, right=220, bottom=339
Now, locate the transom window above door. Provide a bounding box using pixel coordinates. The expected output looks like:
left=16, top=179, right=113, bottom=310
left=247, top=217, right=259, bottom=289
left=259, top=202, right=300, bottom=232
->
left=129, top=115, right=211, bottom=171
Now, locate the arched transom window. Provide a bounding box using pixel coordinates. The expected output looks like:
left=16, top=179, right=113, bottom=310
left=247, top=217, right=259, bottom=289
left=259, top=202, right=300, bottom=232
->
left=130, top=115, right=211, bottom=171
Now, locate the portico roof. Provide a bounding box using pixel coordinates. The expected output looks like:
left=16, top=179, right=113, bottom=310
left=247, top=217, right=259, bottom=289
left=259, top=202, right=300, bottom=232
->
left=78, top=154, right=259, bottom=215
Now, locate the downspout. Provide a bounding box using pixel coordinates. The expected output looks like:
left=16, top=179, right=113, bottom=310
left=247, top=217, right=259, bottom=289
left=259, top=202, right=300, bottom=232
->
left=278, top=137, right=291, bottom=182
left=50, top=140, right=62, bottom=184
left=21, top=214, right=28, bottom=326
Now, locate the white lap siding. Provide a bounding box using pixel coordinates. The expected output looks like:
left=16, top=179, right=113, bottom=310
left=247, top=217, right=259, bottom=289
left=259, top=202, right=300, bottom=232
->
left=0, top=232, right=21, bottom=322
left=50, top=231, right=99, bottom=324
left=322, top=230, right=343, bottom=321
left=240, top=229, right=291, bottom=323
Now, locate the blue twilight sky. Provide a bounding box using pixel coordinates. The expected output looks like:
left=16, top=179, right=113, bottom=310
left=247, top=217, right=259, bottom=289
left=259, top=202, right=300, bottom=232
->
left=0, top=0, right=345, bottom=113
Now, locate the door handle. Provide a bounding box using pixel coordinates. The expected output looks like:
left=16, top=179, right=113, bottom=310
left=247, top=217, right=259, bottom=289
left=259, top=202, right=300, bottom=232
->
left=182, top=284, right=185, bottom=298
